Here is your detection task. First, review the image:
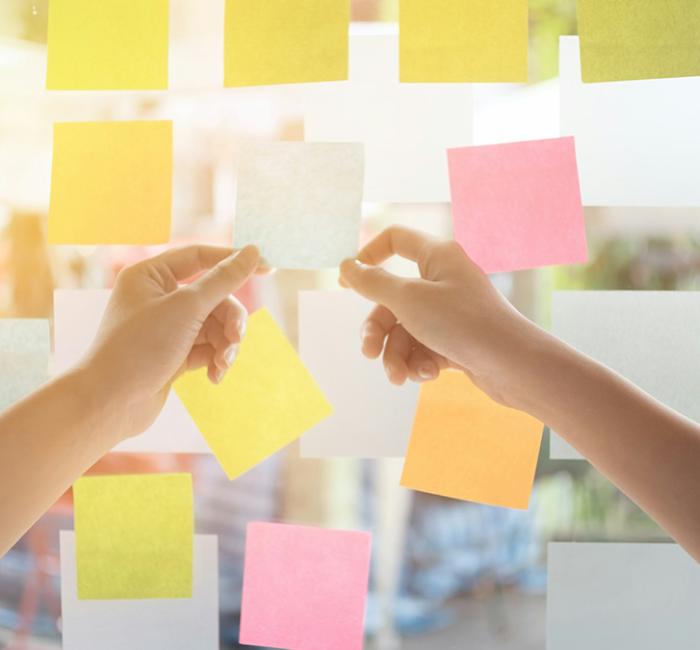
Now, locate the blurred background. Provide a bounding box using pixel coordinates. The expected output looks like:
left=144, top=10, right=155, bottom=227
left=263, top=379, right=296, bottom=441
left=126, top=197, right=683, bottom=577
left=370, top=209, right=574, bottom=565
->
left=1, top=0, right=699, bottom=648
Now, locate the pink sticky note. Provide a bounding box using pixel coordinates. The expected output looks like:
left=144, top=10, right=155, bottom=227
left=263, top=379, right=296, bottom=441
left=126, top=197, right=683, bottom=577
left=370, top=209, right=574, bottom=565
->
left=240, top=522, right=372, bottom=650
left=448, top=136, right=587, bottom=274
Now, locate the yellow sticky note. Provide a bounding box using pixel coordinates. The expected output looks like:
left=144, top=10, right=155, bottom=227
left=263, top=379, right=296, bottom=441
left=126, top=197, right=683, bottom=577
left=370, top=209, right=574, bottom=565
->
left=401, top=371, right=543, bottom=509
left=73, top=473, right=193, bottom=600
left=400, top=0, right=528, bottom=82
left=46, top=0, right=169, bottom=90
left=48, top=121, right=172, bottom=245
left=174, top=309, right=332, bottom=479
left=224, top=0, right=350, bottom=87
left=577, top=0, right=700, bottom=82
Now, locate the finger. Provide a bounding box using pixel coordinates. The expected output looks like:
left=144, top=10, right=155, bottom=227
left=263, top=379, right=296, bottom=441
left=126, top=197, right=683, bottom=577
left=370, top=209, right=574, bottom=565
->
left=383, top=325, right=413, bottom=386
left=357, top=225, right=438, bottom=266
left=339, top=259, right=409, bottom=309
left=361, top=304, right=396, bottom=359
left=153, top=245, right=233, bottom=281
left=211, top=296, right=248, bottom=342
left=406, top=344, right=442, bottom=382
left=187, top=246, right=260, bottom=314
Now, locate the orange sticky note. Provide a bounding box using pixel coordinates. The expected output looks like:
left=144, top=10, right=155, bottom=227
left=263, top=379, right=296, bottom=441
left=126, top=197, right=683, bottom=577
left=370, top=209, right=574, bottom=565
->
left=401, top=371, right=543, bottom=509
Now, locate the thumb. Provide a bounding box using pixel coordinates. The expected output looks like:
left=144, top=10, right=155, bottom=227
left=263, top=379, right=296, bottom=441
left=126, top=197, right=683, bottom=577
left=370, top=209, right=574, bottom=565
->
left=339, top=258, right=406, bottom=309
left=188, top=245, right=260, bottom=313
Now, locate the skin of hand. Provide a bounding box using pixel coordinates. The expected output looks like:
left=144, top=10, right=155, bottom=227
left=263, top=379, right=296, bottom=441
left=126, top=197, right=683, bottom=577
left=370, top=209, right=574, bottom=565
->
left=0, top=245, right=260, bottom=555
left=340, top=226, right=700, bottom=562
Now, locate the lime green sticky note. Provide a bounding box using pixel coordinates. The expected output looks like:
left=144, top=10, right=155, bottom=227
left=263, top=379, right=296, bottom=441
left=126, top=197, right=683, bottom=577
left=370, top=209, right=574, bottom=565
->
left=577, top=0, right=700, bottom=82
left=224, top=0, right=350, bottom=87
left=46, top=0, right=169, bottom=90
left=48, top=121, right=172, bottom=245
left=174, top=309, right=332, bottom=479
left=73, top=473, right=193, bottom=600
left=400, top=0, right=528, bottom=82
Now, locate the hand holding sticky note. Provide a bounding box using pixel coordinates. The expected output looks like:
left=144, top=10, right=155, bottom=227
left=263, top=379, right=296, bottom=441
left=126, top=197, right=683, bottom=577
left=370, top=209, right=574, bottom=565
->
left=401, top=371, right=543, bottom=509
left=175, top=309, right=332, bottom=479
left=73, top=473, right=193, bottom=600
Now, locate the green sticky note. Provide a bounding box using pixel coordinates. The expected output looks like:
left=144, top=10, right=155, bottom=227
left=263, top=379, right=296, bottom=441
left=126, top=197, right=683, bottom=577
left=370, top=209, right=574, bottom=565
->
left=174, top=309, right=333, bottom=480
left=46, top=0, right=169, bottom=90
left=74, top=473, right=193, bottom=600
left=577, top=0, right=700, bottom=82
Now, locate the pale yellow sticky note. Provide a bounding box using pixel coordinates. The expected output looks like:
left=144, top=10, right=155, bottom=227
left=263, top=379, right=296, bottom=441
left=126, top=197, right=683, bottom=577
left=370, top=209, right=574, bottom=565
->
left=73, top=473, right=193, bottom=600
left=400, top=0, right=528, bottom=82
left=577, top=0, right=700, bottom=82
left=48, top=121, right=172, bottom=245
left=46, top=0, right=169, bottom=90
left=174, top=309, right=332, bottom=479
left=224, top=0, right=349, bottom=87
left=401, top=371, right=543, bottom=509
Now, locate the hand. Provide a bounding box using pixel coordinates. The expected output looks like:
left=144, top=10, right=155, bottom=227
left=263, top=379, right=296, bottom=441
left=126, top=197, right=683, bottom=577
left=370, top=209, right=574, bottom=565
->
left=339, top=226, right=538, bottom=406
left=80, top=245, right=261, bottom=439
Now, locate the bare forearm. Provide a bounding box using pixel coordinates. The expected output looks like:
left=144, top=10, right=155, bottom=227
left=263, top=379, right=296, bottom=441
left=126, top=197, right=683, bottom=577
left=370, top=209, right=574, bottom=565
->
left=507, top=323, right=700, bottom=560
left=0, top=367, right=121, bottom=556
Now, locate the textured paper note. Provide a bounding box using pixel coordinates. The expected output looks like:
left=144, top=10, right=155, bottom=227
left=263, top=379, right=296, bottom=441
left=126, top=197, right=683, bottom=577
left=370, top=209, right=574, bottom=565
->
left=48, top=121, right=172, bottom=245
left=560, top=36, right=700, bottom=207
left=448, top=137, right=587, bottom=274
left=400, top=0, right=528, bottom=82
left=174, top=309, right=332, bottom=479
left=234, top=142, right=363, bottom=269
left=61, top=532, right=218, bottom=650
left=53, top=290, right=207, bottom=453
left=550, top=291, right=700, bottom=460
left=304, top=27, right=473, bottom=202
left=0, top=320, right=49, bottom=412
left=224, top=0, right=349, bottom=86
left=240, top=522, right=371, bottom=650
left=401, top=371, right=543, bottom=509
left=46, top=0, right=168, bottom=90
left=74, top=473, right=193, bottom=600
left=577, top=0, right=700, bottom=82
left=299, top=290, right=420, bottom=457
left=547, top=543, right=700, bottom=650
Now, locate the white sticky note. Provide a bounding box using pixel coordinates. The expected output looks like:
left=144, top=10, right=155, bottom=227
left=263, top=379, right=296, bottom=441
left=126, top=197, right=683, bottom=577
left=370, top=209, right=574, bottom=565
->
left=560, top=36, right=700, bottom=207
left=304, top=26, right=473, bottom=203
left=0, top=319, right=50, bottom=411
left=299, top=291, right=420, bottom=457
left=549, top=291, right=700, bottom=460
left=547, top=543, right=700, bottom=650
left=53, top=290, right=208, bottom=453
left=60, top=532, right=218, bottom=650
left=234, top=142, right=363, bottom=269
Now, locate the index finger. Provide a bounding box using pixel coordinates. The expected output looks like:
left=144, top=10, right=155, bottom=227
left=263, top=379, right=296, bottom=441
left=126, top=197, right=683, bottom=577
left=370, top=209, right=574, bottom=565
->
left=357, top=226, right=438, bottom=266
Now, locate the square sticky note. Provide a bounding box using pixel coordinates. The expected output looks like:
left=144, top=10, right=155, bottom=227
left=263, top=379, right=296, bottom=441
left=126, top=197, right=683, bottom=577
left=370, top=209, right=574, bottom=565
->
left=61, top=533, right=219, bottom=650
left=560, top=36, right=700, bottom=207
left=304, top=29, right=474, bottom=203
left=224, top=0, right=349, bottom=86
left=48, top=121, right=172, bottom=245
left=400, top=0, right=528, bottom=82
left=0, top=319, right=49, bottom=411
left=299, top=290, right=420, bottom=457
left=547, top=543, right=700, bottom=650
left=550, top=291, right=700, bottom=460
left=46, top=0, right=169, bottom=90
left=448, top=137, right=587, bottom=274
left=401, top=371, right=543, bottom=509
left=234, top=142, right=363, bottom=269
left=174, top=309, right=332, bottom=480
left=577, top=0, right=700, bottom=83
left=240, top=522, right=371, bottom=650
left=73, top=473, right=193, bottom=600
left=54, top=290, right=207, bottom=453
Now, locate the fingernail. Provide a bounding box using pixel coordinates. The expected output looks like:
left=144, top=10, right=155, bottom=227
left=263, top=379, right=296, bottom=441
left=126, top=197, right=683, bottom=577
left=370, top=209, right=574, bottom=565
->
left=224, top=345, right=238, bottom=367
left=214, top=368, right=225, bottom=384
left=419, top=365, right=437, bottom=380
left=237, top=319, right=246, bottom=338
